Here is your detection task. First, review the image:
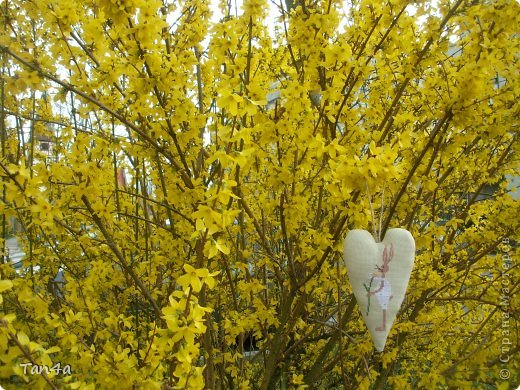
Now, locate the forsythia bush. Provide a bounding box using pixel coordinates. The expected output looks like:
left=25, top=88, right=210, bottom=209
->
left=0, top=0, right=518, bottom=388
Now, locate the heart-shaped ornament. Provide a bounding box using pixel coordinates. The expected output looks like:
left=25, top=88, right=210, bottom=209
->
left=343, top=228, right=415, bottom=352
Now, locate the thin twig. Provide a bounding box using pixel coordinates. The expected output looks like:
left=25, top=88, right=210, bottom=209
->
left=379, top=185, right=385, bottom=241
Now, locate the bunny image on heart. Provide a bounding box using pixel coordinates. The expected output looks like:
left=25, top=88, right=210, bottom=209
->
left=343, top=229, right=415, bottom=352
left=363, top=243, right=394, bottom=331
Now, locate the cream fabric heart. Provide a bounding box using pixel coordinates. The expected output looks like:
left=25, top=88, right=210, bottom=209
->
left=343, top=228, right=415, bottom=352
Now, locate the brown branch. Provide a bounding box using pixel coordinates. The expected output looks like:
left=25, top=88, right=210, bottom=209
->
left=81, top=195, right=163, bottom=323
left=1, top=327, right=58, bottom=390
left=382, top=110, right=452, bottom=236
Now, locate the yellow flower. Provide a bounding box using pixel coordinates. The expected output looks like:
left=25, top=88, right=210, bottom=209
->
left=0, top=279, right=13, bottom=304
left=177, top=264, right=219, bottom=292
left=291, top=373, right=308, bottom=388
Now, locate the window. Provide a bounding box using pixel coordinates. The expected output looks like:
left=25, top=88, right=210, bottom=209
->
left=40, top=141, right=50, bottom=152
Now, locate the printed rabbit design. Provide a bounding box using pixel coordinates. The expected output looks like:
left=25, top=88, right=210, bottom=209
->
left=366, top=243, right=394, bottom=331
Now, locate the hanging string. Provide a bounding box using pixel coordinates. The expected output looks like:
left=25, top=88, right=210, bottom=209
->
left=378, top=185, right=385, bottom=242
left=365, top=180, right=378, bottom=242
left=366, top=181, right=386, bottom=242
